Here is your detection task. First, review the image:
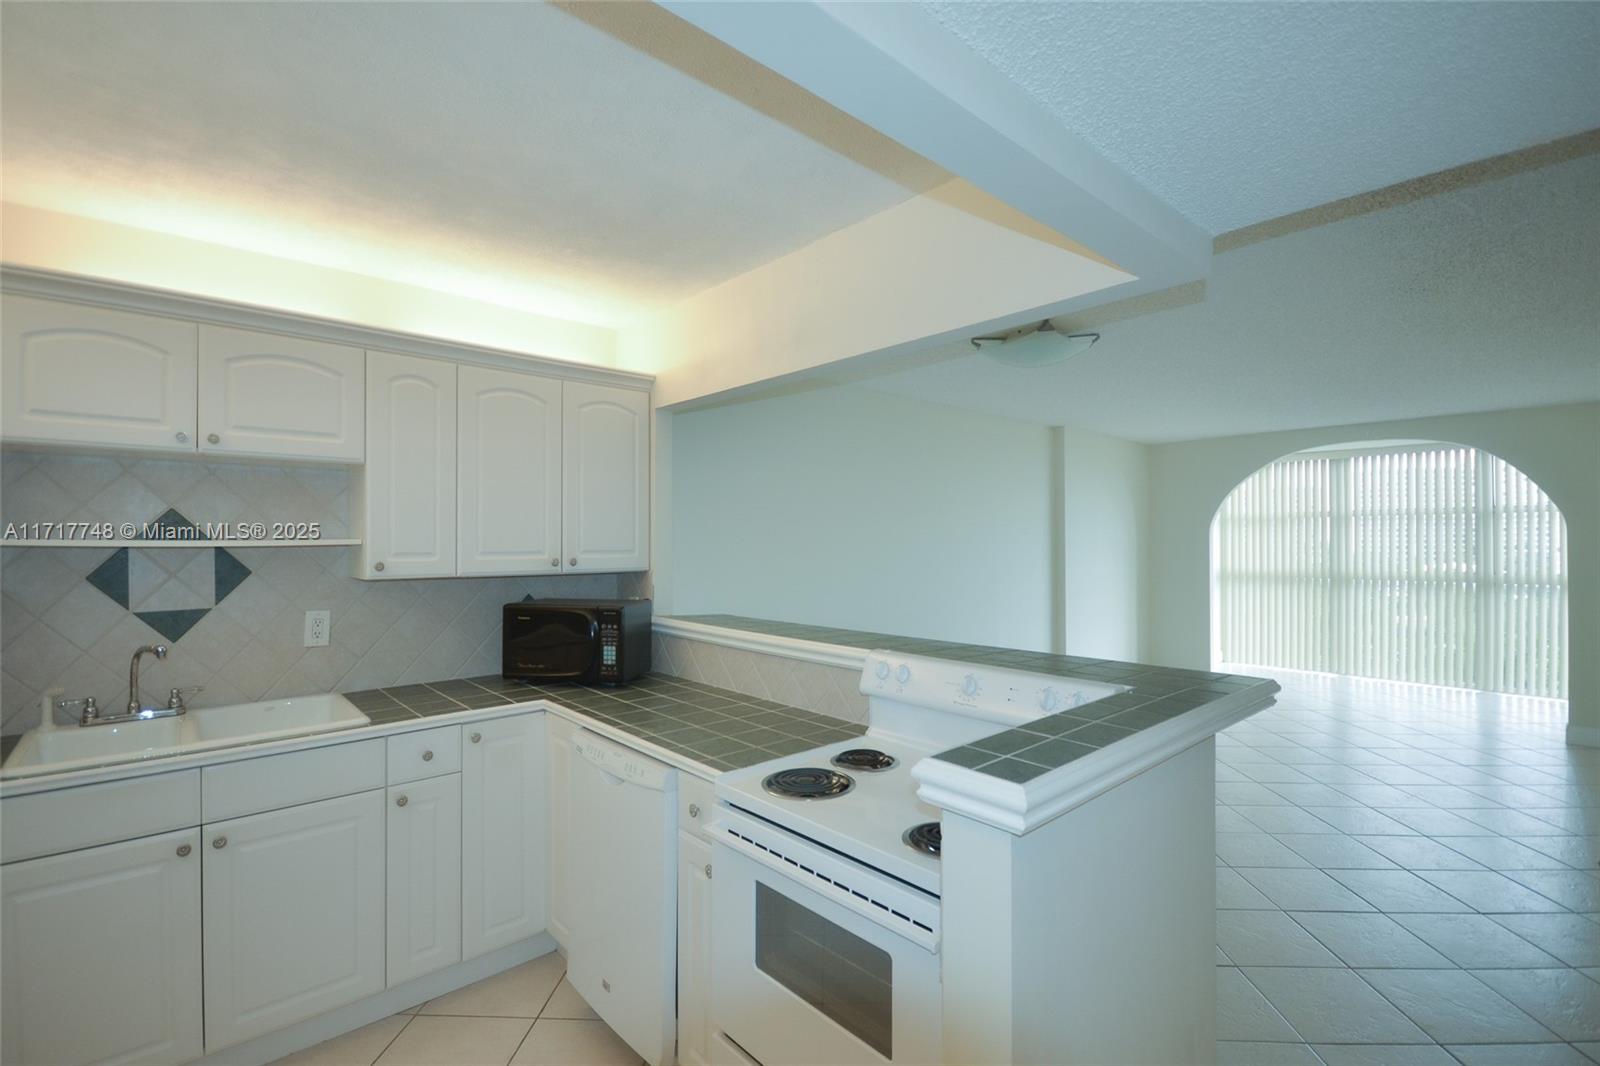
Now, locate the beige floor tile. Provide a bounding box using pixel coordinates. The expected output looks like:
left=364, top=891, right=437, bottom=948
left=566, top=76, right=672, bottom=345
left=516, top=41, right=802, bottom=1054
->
left=541, top=977, right=601, bottom=1021
left=374, top=1016, right=532, bottom=1066
left=421, top=953, right=565, bottom=1018
left=273, top=1015, right=410, bottom=1066
left=510, top=1019, right=640, bottom=1066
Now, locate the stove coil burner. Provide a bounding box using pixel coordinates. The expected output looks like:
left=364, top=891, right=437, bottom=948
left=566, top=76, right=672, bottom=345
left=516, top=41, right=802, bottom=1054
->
left=830, top=748, right=898, bottom=772
left=763, top=767, right=855, bottom=799
left=904, top=822, right=942, bottom=857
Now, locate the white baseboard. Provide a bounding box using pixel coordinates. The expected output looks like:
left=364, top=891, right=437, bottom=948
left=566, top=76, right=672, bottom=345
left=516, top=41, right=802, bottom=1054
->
left=1567, top=723, right=1600, bottom=748
left=196, top=933, right=558, bottom=1066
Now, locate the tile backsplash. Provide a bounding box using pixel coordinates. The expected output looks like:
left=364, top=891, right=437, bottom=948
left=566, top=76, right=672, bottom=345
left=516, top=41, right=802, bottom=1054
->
left=0, top=450, right=645, bottom=732
left=650, top=631, right=868, bottom=725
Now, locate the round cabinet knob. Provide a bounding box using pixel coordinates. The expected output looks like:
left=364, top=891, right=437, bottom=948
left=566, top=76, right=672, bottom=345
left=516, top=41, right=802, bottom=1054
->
left=875, top=661, right=890, bottom=680
left=551, top=558, right=560, bottom=567
left=704, top=864, right=712, bottom=880
left=176, top=844, right=192, bottom=857
left=896, top=664, right=911, bottom=684
left=962, top=673, right=980, bottom=698
left=470, top=732, right=482, bottom=744
left=1039, top=687, right=1061, bottom=713
left=396, top=795, right=408, bottom=807
left=374, top=561, right=385, bottom=572
left=206, top=433, right=220, bottom=444
left=422, top=750, right=434, bottom=762
left=175, top=431, right=189, bottom=443
left=212, top=836, right=227, bottom=849
left=688, top=803, right=701, bottom=818
left=569, top=557, right=578, bottom=567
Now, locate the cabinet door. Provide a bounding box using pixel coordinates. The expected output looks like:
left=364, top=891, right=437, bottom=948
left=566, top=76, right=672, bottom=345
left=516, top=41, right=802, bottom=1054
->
left=1, top=827, right=203, bottom=1066
left=1, top=294, right=197, bottom=451
left=562, top=381, right=649, bottom=573
left=202, top=790, right=385, bottom=1051
left=457, top=365, right=562, bottom=575
left=676, top=830, right=714, bottom=1066
left=198, top=324, right=364, bottom=461
left=359, top=350, right=456, bottom=578
left=462, top=713, right=547, bottom=959
left=545, top=713, right=576, bottom=948
left=387, top=773, right=463, bottom=986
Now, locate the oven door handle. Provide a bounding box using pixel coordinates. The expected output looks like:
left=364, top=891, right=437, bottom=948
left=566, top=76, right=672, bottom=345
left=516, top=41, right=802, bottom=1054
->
left=710, top=817, right=940, bottom=952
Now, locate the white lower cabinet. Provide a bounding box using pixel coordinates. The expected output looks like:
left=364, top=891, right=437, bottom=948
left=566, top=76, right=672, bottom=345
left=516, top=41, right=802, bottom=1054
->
left=676, top=830, right=715, bottom=1066
left=462, top=714, right=548, bottom=959
left=1, top=827, right=203, bottom=1066
left=545, top=712, right=576, bottom=948
left=387, top=774, right=463, bottom=986
left=202, top=789, right=386, bottom=1051
left=0, top=711, right=554, bottom=1063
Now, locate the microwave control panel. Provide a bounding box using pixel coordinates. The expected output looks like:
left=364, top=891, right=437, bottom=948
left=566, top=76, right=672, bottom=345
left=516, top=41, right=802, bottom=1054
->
left=597, top=610, right=621, bottom=681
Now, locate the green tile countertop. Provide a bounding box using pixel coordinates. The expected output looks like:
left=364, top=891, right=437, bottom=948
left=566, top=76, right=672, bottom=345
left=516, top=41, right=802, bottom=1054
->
left=344, top=672, right=864, bottom=772
left=671, top=613, right=1277, bottom=783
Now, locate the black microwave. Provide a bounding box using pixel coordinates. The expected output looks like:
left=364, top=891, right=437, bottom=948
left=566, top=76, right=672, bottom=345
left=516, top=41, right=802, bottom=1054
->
left=502, top=599, right=651, bottom=686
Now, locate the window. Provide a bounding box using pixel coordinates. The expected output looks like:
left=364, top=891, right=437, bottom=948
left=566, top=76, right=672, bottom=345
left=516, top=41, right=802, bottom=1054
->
left=1214, top=444, right=1567, bottom=698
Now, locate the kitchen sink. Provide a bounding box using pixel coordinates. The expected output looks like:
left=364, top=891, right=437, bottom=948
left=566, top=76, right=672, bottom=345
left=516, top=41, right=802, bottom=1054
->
left=184, top=694, right=369, bottom=743
left=2, top=694, right=370, bottom=777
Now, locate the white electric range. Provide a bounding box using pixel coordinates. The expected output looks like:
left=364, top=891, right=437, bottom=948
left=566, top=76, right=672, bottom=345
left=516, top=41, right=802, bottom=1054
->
left=707, top=651, right=1126, bottom=1066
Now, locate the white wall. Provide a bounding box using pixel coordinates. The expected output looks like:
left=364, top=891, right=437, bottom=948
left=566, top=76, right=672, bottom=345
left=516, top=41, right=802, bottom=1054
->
left=1143, top=403, right=1600, bottom=741
left=2, top=203, right=618, bottom=366
left=1056, top=426, right=1148, bottom=660
left=670, top=385, right=1056, bottom=650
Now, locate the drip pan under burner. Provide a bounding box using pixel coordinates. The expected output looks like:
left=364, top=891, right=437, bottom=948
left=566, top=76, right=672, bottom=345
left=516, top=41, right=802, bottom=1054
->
left=830, top=748, right=898, bottom=772
left=903, top=821, right=942, bottom=857
left=763, top=767, right=854, bottom=799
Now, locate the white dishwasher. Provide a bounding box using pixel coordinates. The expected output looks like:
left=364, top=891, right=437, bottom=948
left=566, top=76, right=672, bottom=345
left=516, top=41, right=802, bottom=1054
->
left=565, top=728, right=679, bottom=1066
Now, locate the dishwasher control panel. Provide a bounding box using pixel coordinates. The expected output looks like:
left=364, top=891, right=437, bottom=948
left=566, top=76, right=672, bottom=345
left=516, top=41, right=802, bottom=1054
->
left=573, top=730, right=675, bottom=790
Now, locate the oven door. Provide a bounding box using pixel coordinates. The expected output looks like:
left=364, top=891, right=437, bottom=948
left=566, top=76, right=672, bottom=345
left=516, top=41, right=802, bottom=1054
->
left=710, top=815, right=941, bottom=1066
left=502, top=606, right=598, bottom=681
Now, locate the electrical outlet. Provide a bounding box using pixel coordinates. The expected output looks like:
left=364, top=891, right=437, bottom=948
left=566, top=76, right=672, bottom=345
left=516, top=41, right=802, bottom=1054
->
left=303, top=610, right=331, bottom=648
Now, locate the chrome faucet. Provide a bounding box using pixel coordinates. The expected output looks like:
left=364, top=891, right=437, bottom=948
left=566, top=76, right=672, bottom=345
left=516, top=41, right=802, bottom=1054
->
left=127, top=644, right=168, bottom=715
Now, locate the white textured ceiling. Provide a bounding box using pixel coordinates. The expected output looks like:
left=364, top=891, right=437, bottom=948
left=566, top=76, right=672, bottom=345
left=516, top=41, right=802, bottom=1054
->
left=862, top=154, right=1600, bottom=442
left=923, top=1, right=1600, bottom=234
left=0, top=2, right=940, bottom=326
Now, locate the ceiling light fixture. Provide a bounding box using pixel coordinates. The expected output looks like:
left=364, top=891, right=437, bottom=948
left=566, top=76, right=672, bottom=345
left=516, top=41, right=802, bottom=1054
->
left=971, top=321, right=1099, bottom=368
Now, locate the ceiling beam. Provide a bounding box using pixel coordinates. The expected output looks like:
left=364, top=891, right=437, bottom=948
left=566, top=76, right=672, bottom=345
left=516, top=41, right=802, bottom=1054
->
left=659, top=0, right=1212, bottom=286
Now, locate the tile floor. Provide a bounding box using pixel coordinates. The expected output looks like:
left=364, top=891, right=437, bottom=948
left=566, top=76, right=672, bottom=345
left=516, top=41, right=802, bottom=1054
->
left=1217, top=668, right=1600, bottom=1066
left=278, top=667, right=1599, bottom=1066
left=272, top=952, right=642, bottom=1066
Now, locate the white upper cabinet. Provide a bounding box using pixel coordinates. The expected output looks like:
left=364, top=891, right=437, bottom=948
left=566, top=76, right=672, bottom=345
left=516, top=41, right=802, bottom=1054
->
left=358, top=351, right=457, bottom=579
left=1, top=294, right=198, bottom=452
left=458, top=365, right=563, bottom=576
left=198, top=325, right=364, bottom=462
left=562, top=381, right=650, bottom=573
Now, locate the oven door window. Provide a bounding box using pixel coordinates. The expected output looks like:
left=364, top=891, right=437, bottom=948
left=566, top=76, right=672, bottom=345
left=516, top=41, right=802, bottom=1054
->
left=755, top=881, right=893, bottom=1058
left=507, top=610, right=598, bottom=678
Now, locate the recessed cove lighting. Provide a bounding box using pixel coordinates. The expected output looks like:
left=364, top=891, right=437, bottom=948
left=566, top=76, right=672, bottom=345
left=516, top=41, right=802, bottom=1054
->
left=971, top=322, right=1099, bottom=368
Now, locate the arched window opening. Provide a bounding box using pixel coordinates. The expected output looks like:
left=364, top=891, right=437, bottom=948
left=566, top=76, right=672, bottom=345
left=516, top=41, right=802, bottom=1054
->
left=1212, top=442, right=1567, bottom=698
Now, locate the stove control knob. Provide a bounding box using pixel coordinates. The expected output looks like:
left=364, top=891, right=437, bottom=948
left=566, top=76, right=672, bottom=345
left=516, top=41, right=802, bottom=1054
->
left=895, top=664, right=911, bottom=685
left=1039, top=686, right=1062, bottom=713
left=961, top=673, right=980, bottom=698
left=875, top=661, right=890, bottom=681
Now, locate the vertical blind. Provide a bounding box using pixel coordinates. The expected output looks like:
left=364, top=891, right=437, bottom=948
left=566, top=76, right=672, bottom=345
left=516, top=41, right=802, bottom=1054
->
left=1214, top=444, right=1567, bottom=698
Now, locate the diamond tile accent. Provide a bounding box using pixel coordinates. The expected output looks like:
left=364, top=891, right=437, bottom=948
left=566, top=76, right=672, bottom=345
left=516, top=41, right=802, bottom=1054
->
left=86, top=548, right=130, bottom=608
left=0, top=450, right=641, bottom=732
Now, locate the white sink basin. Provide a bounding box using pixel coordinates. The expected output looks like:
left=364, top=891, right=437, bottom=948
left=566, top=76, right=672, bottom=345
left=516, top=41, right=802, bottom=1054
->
left=187, top=694, right=369, bottom=743
left=3, top=694, right=370, bottom=778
